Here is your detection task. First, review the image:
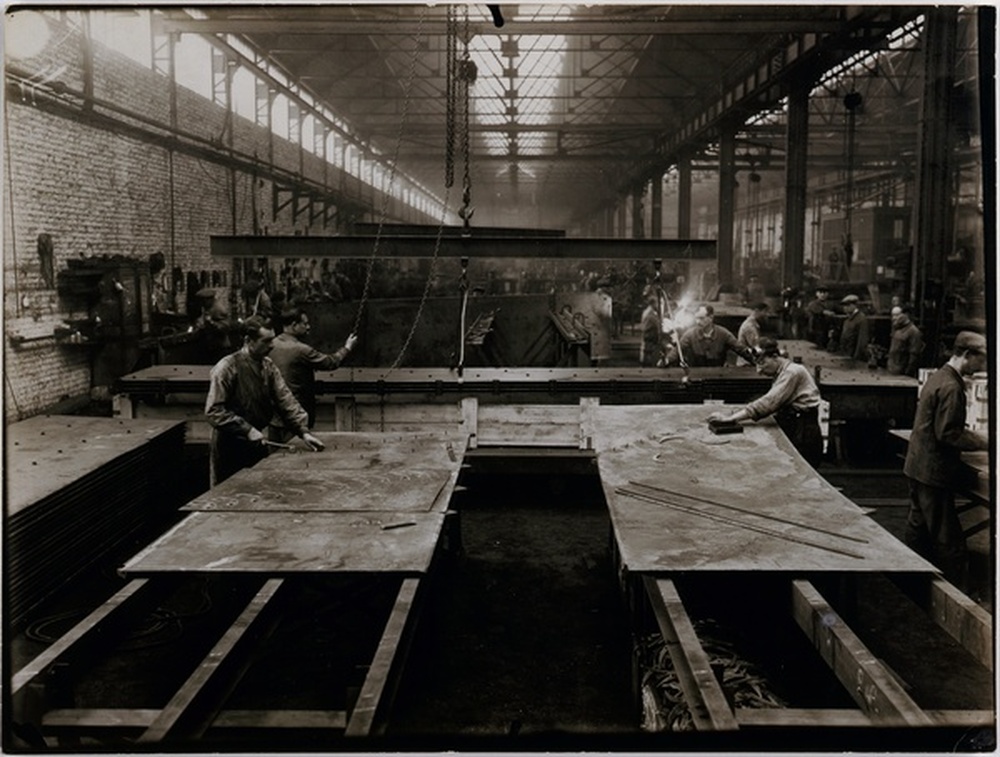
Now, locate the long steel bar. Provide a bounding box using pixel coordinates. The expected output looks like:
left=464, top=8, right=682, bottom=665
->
left=211, top=235, right=717, bottom=260
left=627, top=480, right=869, bottom=544
left=616, top=488, right=865, bottom=560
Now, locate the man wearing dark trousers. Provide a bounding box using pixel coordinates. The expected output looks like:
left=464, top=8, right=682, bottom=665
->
left=903, top=331, right=988, bottom=589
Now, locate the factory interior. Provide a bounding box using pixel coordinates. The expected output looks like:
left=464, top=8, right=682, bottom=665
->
left=2, top=3, right=996, bottom=752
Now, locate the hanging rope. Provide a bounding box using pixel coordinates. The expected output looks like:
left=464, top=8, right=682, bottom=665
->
left=350, top=8, right=427, bottom=337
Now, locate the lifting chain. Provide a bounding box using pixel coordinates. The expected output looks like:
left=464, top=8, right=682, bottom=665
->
left=458, top=5, right=475, bottom=230
left=351, top=7, right=427, bottom=337
left=445, top=5, right=457, bottom=188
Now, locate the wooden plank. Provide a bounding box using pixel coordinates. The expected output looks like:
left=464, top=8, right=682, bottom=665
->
left=345, top=578, right=421, bottom=737
left=120, top=512, right=446, bottom=575
left=736, top=708, right=995, bottom=728
left=137, top=578, right=284, bottom=744
left=44, top=708, right=347, bottom=730
left=643, top=577, right=738, bottom=731
left=595, top=405, right=935, bottom=573
left=790, top=579, right=933, bottom=726
left=476, top=404, right=582, bottom=447
left=12, top=579, right=150, bottom=695
left=890, top=575, right=993, bottom=671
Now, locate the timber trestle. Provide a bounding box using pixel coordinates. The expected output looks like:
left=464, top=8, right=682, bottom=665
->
left=10, top=403, right=993, bottom=747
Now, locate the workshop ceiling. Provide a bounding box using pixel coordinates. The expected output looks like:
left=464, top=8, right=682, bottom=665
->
left=186, top=4, right=925, bottom=231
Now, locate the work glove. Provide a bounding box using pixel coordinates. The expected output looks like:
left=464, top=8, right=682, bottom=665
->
left=302, top=432, right=325, bottom=451
left=344, top=333, right=359, bottom=352
left=247, top=427, right=266, bottom=445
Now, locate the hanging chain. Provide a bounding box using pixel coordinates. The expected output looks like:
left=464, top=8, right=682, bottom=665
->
left=351, top=8, right=427, bottom=336
left=459, top=5, right=474, bottom=228
left=387, top=185, right=452, bottom=372
left=445, top=5, right=457, bottom=188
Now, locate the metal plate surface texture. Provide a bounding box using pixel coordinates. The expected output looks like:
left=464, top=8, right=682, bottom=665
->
left=5, top=415, right=184, bottom=515
left=181, top=467, right=454, bottom=513
left=120, top=511, right=445, bottom=574
left=259, top=433, right=466, bottom=470
left=595, top=405, right=934, bottom=573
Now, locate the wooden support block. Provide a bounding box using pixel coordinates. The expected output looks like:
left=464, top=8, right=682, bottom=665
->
left=43, top=708, right=348, bottom=730
left=334, top=397, right=356, bottom=431
left=345, top=578, right=421, bottom=737
left=137, top=578, right=285, bottom=744
left=736, top=707, right=995, bottom=728
left=890, top=575, right=993, bottom=672
left=579, top=396, right=599, bottom=450
left=790, top=579, right=933, bottom=726
left=642, top=576, right=739, bottom=731
left=461, top=397, right=478, bottom=449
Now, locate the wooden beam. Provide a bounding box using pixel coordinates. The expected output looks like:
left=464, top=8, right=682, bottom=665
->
left=345, top=578, right=421, bottom=737
left=736, top=708, right=995, bottom=728
left=790, top=579, right=933, bottom=726
left=889, top=574, right=993, bottom=671
left=12, top=579, right=150, bottom=695
left=643, top=576, right=739, bottom=731
left=44, top=708, right=347, bottom=730
left=137, top=578, right=285, bottom=744
left=211, top=235, right=717, bottom=260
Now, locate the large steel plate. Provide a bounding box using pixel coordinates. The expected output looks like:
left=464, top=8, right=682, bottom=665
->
left=182, top=467, right=455, bottom=513
left=595, top=405, right=935, bottom=574
left=120, top=511, right=445, bottom=574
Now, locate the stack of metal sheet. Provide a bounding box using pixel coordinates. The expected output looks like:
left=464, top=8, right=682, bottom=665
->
left=5, top=415, right=186, bottom=628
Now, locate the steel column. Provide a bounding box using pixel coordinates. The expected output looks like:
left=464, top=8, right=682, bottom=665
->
left=911, top=7, right=958, bottom=351
left=631, top=184, right=645, bottom=239
left=650, top=171, right=663, bottom=239
left=677, top=153, right=692, bottom=238
left=784, top=86, right=809, bottom=290
left=717, top=128, right=737, bottom=290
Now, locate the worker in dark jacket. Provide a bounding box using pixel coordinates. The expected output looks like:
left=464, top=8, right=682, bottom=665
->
left=205, top=317, right=325, bottom=486
left=269, top=307, right=358, bottom=433
left=707, top=337, right=824, bottom=466
left=902, top=330, right=988, bottom=587
left=804, top=286, right=835, bottom=348
left=838, top=294, right=870, bottom=361
left=887, top=305, right=924, bottom=376
left=677, top=304, right=754, bottom=366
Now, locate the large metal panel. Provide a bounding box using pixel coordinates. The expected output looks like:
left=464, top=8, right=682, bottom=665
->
left=120, top=511, right=445, bottom=574
left=181, top=467, right=454, bottom=513
left=595, top=405, right=934, bottom=573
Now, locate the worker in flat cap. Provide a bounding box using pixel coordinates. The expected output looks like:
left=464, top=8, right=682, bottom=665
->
left=205, top=316, right=325, bottom=487
left=902, top=330, right=989, bottom=588
left=736, top=301, right=769, bottom=365
left=707, top=337, right=824, bottom=466
left=838, top=294, right=870, bottom=362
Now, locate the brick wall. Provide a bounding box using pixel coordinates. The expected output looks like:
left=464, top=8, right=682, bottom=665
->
left=3, top=14, right=432, bottom=421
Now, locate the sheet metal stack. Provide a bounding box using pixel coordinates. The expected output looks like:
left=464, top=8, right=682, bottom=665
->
left=5, top=415, right=186, bottom=628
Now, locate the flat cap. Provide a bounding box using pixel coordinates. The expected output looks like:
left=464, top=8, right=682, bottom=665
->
left=841, top=294, right=860, bottom=305
left=954, top=331, right=987, bottom=353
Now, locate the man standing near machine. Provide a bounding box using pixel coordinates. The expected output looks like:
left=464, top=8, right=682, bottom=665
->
left=902, top=331, right=988, bottom=589
left=269, top=307, right=358, bottom=435
left=205, top=316, right=325, bottom=486
left=838, top=294, right=870, bottom=361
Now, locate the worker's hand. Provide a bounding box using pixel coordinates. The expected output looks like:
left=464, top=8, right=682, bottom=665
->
left=344, top=333, right=359, bottom=352
left=247, top=427, right=266, bottom=445
left=706, top=411, right=730, bottom=423
left=302, top=432, right=325, bottom=452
